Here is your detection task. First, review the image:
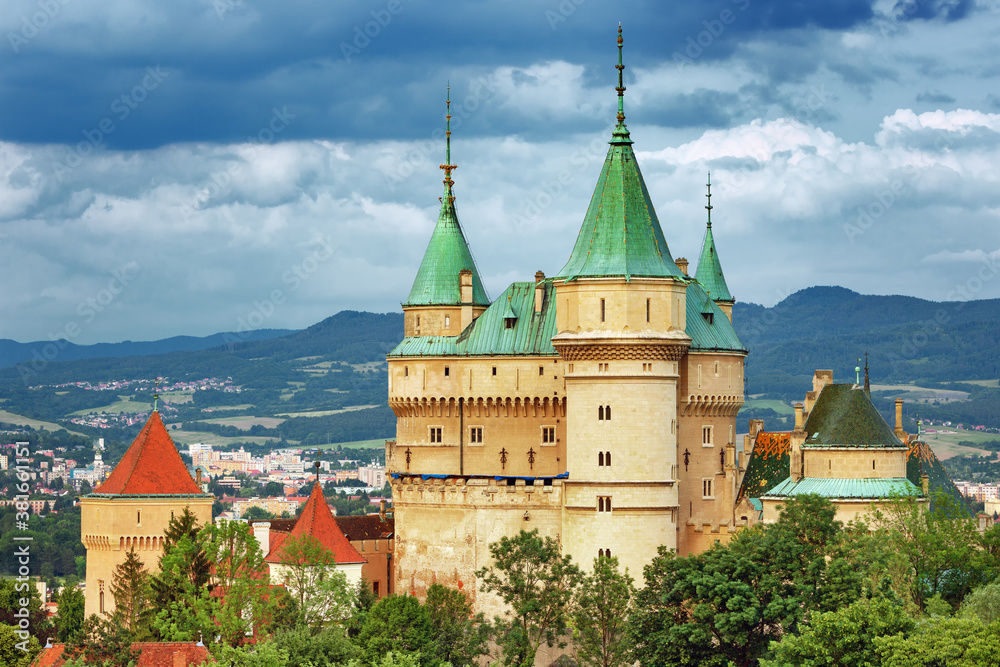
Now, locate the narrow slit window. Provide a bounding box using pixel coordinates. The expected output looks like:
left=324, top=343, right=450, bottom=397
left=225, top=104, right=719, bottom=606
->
left=600, top=298, right=606, bottom=322
left=444, top=366, right=450, bottom=377
left=646, top=298, right=650, bottom=323
left=492, top=366, right=497, bottom=376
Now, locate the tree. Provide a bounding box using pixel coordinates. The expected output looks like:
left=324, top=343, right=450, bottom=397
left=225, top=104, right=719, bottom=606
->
left=875, top=616, right=1000, bottom=666
left=572, top=555, right=635, bottom=667
left=271, top=625, right=360, bottom=667
left=0, top=579, right=53, bottom=646
left=63, top=614, right=139, bottom=667
left=960, top=580, right=1000, bottom=625
left=243, top=506, right=275, bottom=521
left=356, top=594, right=437, bottom=667
left=476, top=529, right=582, bottom=667
left=630, top=526, right=801, bottom=667
left=204, top=520, right=273, bottom=646
left=150, top=532, right=218, bottom=643
left=762, top=595, right=914, bottom=667
left=0, top=624, right=41, bottom=667
left=211, top=638, right=290, bottom=667
left=277, top=533, right=355, bottom=629
left=347, top=576, right=379, bottom=639
left=109, top=549, right=151, bottom=637
left=53, top=586, right=85, bottom=643
left=425, top=583, right=488, bottom=667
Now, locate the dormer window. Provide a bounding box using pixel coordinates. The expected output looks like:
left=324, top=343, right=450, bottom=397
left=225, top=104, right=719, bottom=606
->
left=504, top=317, right=515, bottom=329
left=701, top=312, right=714, bottom=325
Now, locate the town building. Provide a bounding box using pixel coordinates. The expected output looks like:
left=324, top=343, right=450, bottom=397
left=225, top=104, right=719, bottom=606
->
left=79, top=409, right=213, bottom=618
left=385, top=29, right=747, bottom=614
left=334, top=501, right=395, bottom=598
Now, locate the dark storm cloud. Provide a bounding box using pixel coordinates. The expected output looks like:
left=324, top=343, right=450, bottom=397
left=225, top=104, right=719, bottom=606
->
left=0, top=0, right=896, bottom=149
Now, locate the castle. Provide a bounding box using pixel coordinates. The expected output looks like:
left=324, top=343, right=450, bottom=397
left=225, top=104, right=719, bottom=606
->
left=385, top=28, right=748, bottom=613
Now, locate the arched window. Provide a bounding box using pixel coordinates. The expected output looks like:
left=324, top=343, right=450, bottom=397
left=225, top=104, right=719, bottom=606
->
left=598, top=452, right=604, bottom=466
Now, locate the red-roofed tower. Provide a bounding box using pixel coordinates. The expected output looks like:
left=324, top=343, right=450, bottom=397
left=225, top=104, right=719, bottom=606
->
left=80, top=409, right=213, bottom=618
left=261, top=468, right=366, bottom=589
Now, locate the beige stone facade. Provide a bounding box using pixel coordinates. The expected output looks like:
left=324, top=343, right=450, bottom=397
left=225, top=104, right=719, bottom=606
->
left=80, top=496, right=212, bottom=618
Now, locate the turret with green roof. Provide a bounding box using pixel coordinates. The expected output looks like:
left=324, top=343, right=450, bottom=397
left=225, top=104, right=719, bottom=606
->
left=403, top=88, right=490, bottom=309
left=554, top=26, right=684, bottom=282
left=693, top=174, right=735, bottom=320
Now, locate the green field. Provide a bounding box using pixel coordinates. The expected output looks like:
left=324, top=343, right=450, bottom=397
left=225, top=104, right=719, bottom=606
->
left=315, top=438, right=387, bottom=450
left=161, top=390, right=194, bottom=404
left=869, top=384, right=970, bottom=403
left=166, top=428, right=289, bottom=447
left=70, top=399, right=151, bottom=416
left=201, top=416, right=285, bottom=429
left=921, top=427, right=999, bottom=460
left=200, top=404, right=254, bottom=412
left=276, top=405, right=379, bottom=418
left=964, top=379, right=1000, bottom=387
left=0, top=409, right=88, bottom=436
left=742, top=399, right=795, bottom=415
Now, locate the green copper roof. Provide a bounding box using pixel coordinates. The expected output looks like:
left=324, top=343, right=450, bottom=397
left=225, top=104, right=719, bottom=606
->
left=390, top=281, right=558, bottom=357
left=694, top=224, right=733, bottom=302
left=403, top=200, right=490, bottom=307
left=685, top=280, right=746, bottom=352
left=404, top=89, right=490, bottom=308
left=762, top=476, right=921, bottom=500
left=554, top=27, right=683, bottom=282
left=693, top=174, right=733, bottom=303
left=803, top=384, right=903, bottom=448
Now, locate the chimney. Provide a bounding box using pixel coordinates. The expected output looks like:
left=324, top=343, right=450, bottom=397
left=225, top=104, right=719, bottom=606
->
left=380, top=499, right=386, bottom=521
left=790, top=404, right=806, bottom=482
left=794, top=403, right=804, bottom=431
left=921, top=474, right=929, bottom=496
left=534, top=271, right=545, bottom=314
left=252, top=521, right=270, bottom=560
left=675, top=257, right=689, bottom=276
left=195, top=468, right=202, bottom=486
left=895, top=399, right=906, bottom=438
left=460, top=269, right=474, bottom=329
left=459, top=269, right=473, bottom=303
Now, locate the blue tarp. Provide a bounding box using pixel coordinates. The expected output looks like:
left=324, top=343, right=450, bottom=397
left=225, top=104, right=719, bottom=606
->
left=391, top=471, right=570, bottom=481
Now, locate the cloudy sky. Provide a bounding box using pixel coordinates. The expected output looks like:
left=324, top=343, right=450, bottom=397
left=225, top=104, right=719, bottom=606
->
left=2, top=0, right=1000, bottom=344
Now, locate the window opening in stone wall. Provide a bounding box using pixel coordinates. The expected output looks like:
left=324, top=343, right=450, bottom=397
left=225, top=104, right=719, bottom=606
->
left=702, top=426, right=713, bottom=446
left=539, top=366, right=544, bottom=376
left=703, top=479, right=713, bottom=498
left=470, top=427, right=483, bottom=444
left=599, top=452, right=604, bottom=466
left=598, top=496, right=612, bottom=512
left=646, top=298, right=650, bottom=322
left=429, top=427, right=442, bottom=443
left=417, top=316, right=420, bottom=327
left=404, top=366, right=408, bottom=377
left=600, top=298, right=606, bottom=322
left=445, top=315, right=450, bottom=327
left=492, top=366, right=497, bottom=375
left=444, top=366, right=450, bottom=377
left=542, top=426, right=556, bottom=443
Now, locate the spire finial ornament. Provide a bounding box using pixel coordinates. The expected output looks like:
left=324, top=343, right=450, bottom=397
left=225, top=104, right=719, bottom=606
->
left=153, top=377, right=160, bottom=412
left=616, top=23, right=626, bottom=125
left=864, top=351, right=871, bottom=396
left=440, top=84, right=457, bottom=204
left=706, top=172, right=713, bottom=228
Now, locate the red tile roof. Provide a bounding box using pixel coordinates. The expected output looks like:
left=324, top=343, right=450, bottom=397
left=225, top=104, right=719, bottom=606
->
left=335, top=513, right=394, bottom=541
left=33, top=642, right=211, bottom=667
left=94, top=411, right=204, bottom=495
left=265, top=482, right=365, bottom=565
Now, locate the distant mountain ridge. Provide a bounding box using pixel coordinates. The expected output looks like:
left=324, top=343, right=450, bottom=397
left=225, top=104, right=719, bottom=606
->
left=733, top=286, right=1000, bottom=394
left=0, top=329, right=296, bottom=370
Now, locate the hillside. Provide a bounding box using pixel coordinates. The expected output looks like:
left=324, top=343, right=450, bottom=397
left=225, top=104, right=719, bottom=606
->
left=0, top=328, right=295, bottom=369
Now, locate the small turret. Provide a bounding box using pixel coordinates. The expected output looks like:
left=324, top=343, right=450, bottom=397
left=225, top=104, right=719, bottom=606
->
left=694, top=174, right=735, bottom=322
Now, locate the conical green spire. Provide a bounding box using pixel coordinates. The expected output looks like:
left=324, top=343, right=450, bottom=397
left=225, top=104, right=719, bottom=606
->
left=694, top=173, right=734, bottom=302
left=403, top=88, right=490, bottom=307
left=555, top=26, right=683, bottom=281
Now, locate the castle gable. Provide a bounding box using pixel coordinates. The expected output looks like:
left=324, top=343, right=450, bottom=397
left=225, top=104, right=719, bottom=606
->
left=93, top=411, right=203, bottom=496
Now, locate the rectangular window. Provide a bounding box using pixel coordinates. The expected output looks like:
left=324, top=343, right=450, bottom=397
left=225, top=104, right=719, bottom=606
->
left=541, top=426, right=556, bottom=444
left=445, top=315, right=451, bottom=327
left=598, top=496, right=612, bottom=512
left=404, top=366, right=408, bottom=377
left=492, top=366, right=497, bottom=376
left=373, top=581, right=380, bottom=596
left=646, top=298, right=650, bottom=323
left=429, top=427, right=443, bottom=443
left=600, top=298, right=606, bottom=322
left=444, top=366, right=450, bottom=377
left=539, top=366, right=544, bottom=376
left=469, top=427, right=483, bottom=444
left=702, top=479, right=714, bottom=498
left=702, top=425, right=713, bottom=447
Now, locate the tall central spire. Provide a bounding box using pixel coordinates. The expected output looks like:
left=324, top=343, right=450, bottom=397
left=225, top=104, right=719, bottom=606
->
left=555, top=25, right=681, bottom=280
left=440, top=84, right=457, bottom=204
left=611, top=24, right=632, bottom=145
left=705, top=172, right=713, bottom=228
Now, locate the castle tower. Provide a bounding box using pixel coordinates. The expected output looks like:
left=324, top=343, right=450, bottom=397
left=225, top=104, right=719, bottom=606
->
left=693, top=174, right=735, bottom=322
left=402, top=87, right=490, bottom=338
left=678, top=175, right=746, bottom=555
left=550, top=25, right=690, bottom=573
left=80, top=409, right=212, bottom=618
